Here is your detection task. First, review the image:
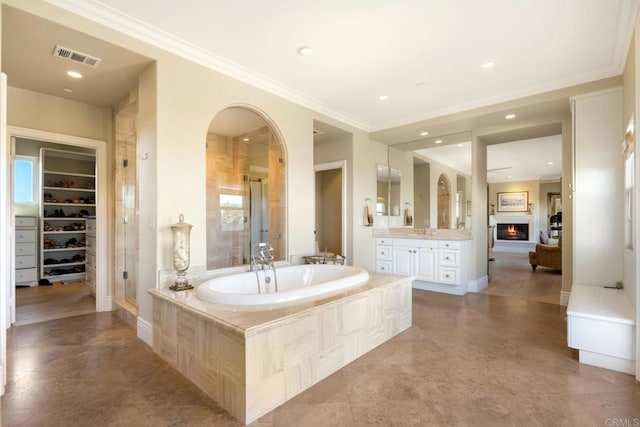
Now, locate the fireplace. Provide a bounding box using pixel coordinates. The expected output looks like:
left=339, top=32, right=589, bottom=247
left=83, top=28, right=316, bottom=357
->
left=491, top=214, right=536, bottom=253
left=496, top=223, right=529, bottom=241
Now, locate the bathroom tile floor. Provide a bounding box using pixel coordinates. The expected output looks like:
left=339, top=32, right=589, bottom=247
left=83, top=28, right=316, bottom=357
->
left=3, top=290, right=639, bottom=426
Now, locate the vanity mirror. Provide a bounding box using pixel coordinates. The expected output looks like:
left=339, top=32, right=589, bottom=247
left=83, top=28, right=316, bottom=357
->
left=376, top=165, right=401, bottom=216
left=387, top=131, right=472, bottom=229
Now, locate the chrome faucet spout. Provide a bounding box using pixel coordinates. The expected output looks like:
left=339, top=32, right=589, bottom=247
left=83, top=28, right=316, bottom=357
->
left=251, top=242, right=279, bottom=293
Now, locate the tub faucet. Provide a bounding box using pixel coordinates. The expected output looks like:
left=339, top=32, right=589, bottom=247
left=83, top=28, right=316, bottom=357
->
left=251, top=242, right=279, bottom=293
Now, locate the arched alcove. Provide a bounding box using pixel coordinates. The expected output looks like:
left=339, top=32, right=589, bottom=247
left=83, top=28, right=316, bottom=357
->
left=205, top=106, right=286, bottom=269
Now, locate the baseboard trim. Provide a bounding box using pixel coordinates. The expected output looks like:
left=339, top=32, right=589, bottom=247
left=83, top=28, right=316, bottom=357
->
left=468, top=275, right=489, bottom=293
left=98, top=295, right=115, bottom=312
left=560, top=291, right=570, bottom=306
left=137, top=317, right=153, bottom=347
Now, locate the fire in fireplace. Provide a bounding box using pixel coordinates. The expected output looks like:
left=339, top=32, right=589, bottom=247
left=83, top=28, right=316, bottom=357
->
left=496, top=223, right=529, bottom=241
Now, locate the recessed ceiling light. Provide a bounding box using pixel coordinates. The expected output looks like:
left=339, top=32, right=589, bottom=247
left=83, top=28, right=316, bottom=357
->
left=457, top=143, right=463, bottom=147
left=547, top=161, right=554, bottom=165
left=505, top=113, right=516, bottom=119
left=482, top=61, right=495, bottom=69
left=378, top=95, right=389, bottom=101
left=63, top=88, right=73, bottom=93
left=420, top=131, right=429, bottom=136
left=67, top=70, right=82, bottom=79
left=243, top=138, right=250, bottom=142
left=435, top=140, right=443, bottom=144
left=416, top=82, right=425, bottom=87
left=297, top=46, right=313, bottom=56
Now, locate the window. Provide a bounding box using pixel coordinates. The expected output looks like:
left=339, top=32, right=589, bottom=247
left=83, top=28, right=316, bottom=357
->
left=13, top=156, right=38, bottom=204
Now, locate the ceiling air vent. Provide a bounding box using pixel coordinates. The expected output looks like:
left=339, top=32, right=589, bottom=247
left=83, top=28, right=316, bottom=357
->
left=52, top=45, right=102, bottom=68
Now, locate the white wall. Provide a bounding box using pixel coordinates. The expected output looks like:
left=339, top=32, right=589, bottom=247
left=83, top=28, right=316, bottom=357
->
left=573, top=89, right=624, bottom=288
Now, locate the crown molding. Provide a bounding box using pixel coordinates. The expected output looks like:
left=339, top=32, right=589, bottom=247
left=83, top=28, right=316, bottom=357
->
left=43, top=0, right=371, bottom=131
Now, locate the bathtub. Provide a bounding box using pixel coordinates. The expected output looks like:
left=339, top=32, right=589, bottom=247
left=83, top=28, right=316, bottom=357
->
left=196, top=264, right=370, bottom=305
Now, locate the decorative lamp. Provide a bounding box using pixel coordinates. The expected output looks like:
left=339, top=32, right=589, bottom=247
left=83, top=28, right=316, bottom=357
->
left=170, top=214, right=193, bottom=291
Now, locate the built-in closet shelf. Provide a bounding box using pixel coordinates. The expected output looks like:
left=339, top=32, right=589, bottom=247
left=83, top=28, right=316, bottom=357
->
left=40, top=148, right=95, bottom=283
left=43, top=186, right=95, bottom=193
left=43, top=170, right=95, bottom=178
left=43, top=231, right=86, bottom=235
left=43, top=247, right=86, bottom=253
left=43, top=203, right=96, bottom=207
left=43, top=261, right=86, bottom=268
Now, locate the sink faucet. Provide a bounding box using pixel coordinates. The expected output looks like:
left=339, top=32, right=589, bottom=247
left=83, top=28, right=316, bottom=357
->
left=251, top=242, right=279, bottom=293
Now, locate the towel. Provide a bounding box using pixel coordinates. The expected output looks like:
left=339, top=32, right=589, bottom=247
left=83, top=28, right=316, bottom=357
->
left=404, top=208, right=413, bottom=226
left=364, top=204, right=373, bottom=227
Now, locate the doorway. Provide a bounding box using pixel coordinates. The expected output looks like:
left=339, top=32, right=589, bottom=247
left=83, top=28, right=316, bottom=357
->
left=7, top=127, right=109, bottom=326
left=314, top=161, right=346, bottom=258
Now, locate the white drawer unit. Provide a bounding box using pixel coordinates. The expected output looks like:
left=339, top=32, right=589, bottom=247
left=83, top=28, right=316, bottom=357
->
left=438, top=267, right=460, bottom=285
left=15, top=216, right=38, bottom=286
left=16, top=229, right=36, bottom=243
left=438, top=249, right=460, bottom=267
left=16, top=242, right=37, bottom=256
left=376, top=245, right=392, bottom=261
left=16, top=255, right=37, bottom=269
left=375, top=237, right=393, bottom=273
left=16, top=216, right=37, bottom=227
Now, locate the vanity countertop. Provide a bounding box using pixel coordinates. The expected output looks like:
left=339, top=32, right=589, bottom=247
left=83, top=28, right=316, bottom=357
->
left=373, top=228, right=473, bottom=241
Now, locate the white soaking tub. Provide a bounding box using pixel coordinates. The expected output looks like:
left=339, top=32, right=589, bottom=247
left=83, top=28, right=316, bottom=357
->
left=196, top=264, right=370, bottom=305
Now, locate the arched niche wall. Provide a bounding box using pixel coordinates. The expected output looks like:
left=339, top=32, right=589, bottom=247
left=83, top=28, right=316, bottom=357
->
left=205, top=106, right=287, bottom=270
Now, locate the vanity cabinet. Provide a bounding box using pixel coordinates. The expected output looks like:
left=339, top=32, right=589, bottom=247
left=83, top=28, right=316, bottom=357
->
left=391, top=240, right=437, bottom=282
left=375, top=237, right=471, bottom=295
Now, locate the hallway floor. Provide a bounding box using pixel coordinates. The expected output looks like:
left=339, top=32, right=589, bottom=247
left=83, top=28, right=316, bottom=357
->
left=2, top=289, right=639, bottom=426
left=15, top=282, right=95, bottom=326
left=483, top=251, right=562, bottom=305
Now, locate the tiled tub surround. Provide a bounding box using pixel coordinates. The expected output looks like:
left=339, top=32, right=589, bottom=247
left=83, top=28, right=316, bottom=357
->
left=149, top=272, right=412, bottom=424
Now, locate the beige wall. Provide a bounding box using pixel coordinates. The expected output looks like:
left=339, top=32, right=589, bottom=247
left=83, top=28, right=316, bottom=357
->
left=7, top=87, right=111, bottom=141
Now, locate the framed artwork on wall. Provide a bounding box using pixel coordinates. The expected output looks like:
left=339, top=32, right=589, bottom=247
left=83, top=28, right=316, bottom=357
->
left=497, top=191, right=528, bottom=212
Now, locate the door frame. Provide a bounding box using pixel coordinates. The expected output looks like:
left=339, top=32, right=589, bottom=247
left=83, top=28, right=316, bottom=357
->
left=314, top=160, right=347, bottom=260
left=4, top=126, right=111, bottom=321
